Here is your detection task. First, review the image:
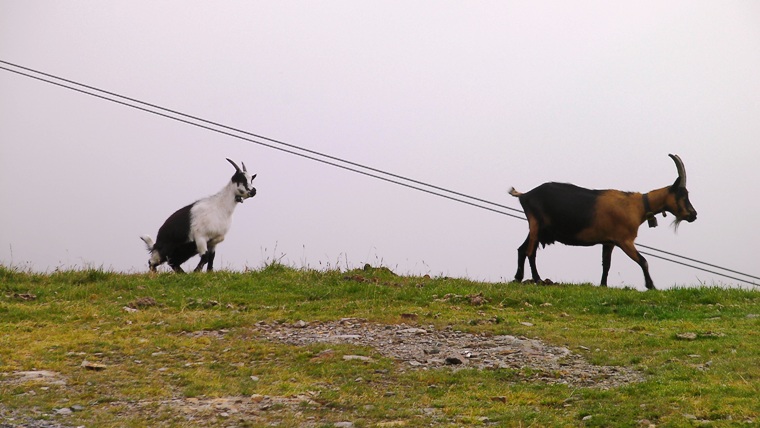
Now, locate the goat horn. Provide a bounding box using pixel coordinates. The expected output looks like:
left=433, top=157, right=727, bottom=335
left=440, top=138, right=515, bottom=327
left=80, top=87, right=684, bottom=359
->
left=242, top=162, right=247, bottom=172
left=226, top=158, right=242, bottom=173
left=668, top=154, right=687, bottom=188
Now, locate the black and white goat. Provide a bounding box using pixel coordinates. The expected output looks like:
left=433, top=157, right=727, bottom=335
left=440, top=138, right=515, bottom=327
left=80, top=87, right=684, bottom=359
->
left=140, top=158, right=257, bottom=273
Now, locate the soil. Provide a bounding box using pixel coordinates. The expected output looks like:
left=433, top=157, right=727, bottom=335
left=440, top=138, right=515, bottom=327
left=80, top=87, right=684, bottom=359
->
left=252, top=318, right=644, bottom=389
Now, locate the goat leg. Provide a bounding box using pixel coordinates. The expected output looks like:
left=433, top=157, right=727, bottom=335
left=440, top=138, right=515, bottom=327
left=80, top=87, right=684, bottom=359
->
left=206, top=251, right=216, bottom=272
left=600, top=243, right=613, bottom=286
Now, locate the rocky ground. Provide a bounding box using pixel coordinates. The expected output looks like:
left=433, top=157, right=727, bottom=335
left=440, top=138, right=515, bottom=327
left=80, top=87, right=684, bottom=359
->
left=252, top=317, right=644, bottom=389
left=1, top=319, right=643, bottom=427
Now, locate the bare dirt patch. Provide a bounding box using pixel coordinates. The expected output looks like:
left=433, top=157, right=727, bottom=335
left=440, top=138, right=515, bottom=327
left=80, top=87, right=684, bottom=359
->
left=252, top=318, right=644, bottom=389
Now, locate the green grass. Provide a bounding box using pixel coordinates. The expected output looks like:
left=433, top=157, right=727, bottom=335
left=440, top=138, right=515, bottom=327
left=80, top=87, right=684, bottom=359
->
left=1, top=264, right=759, bottom=427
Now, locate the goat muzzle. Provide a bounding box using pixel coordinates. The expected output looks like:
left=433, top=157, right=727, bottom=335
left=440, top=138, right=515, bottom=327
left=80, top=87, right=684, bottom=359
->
left=236, top=187, right=257, bottom=203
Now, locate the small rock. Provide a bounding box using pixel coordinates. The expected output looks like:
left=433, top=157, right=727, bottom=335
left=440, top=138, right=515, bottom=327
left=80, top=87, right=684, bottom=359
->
left=444, top=357, right=463, bottom=365
left=377, top=421, right=407, bottom=427
left=676, top=332, right=698, bottom=340
left=12, top=292, right=37, bottom=301
left=122, top=306, right=138, bottom=313
left=343, top=355, right=373, bottom=362
left=582, top=415, right=593, bottom=421
left=70, top=404, right=85, bottom=412
left=128, top=297, right=157, bottom=309
left=397, top=328, right=427, bottom=335
left=250, top=376, right=260, bottom=382
left=469, top=293, right=487, bottom=305
left=293, top=320, right=309, bottom=328
left=334, top=422, right=355, bottom=428
left=311, top=349, right=336, bottom=361
left=250, top=394, right=265, bottom=403
left=746, top=314, right=759, bottom=318
left=520, top=322, right=534, bottom=327
left=56, top=408, right=73, bottom=415
left=81, top=360, right=106, bottom=371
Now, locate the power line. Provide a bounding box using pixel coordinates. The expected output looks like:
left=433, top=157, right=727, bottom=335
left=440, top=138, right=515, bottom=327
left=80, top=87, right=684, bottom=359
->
left=638, top=251, right=755, bottom=286
left=0, top=60, right=524, bottom=216
left=1, top=60, right=756, bottom=286
left=0, top=62, right=526, bottom=221
left=637, top=244, right=760, bottom=282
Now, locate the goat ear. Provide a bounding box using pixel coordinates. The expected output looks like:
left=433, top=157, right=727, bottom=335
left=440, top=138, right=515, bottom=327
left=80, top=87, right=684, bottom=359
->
left=250, top=174, right=257, bottom=181
left=226, top=158, right=242, bottom=173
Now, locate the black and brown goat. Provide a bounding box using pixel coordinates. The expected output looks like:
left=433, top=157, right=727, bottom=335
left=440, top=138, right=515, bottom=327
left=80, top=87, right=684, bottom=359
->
left=509, top=154, right=697, bottom=290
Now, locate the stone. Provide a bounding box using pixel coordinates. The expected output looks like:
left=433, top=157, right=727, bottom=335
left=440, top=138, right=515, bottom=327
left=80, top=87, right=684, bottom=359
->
left=81, top=360, right=106, bottom=371
left=343, top=355, right=373, bottom=362
left=676, top=332, right=698, bottom=340
left=397, top=328, right=427, bottom=335
left=444, top=357, right=463, bottom=365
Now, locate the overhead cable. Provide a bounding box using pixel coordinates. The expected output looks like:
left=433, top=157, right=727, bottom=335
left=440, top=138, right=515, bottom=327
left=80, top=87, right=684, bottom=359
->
left=0, top=59, right=755, bottom=286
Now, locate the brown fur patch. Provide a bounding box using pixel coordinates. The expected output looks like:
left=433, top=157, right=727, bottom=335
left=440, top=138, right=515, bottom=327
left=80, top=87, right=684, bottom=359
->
left=574, top=190, right=643, bottom=244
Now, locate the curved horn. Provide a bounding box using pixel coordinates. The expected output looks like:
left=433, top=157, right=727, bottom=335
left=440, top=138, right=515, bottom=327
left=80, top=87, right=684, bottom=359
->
left=668, top=154, right=687, bottom=188
left=226, top=158, right=242, bottom=173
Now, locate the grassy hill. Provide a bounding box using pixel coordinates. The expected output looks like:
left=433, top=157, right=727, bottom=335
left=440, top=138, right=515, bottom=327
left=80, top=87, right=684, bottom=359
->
left=1, top=264, right=758, bottom=427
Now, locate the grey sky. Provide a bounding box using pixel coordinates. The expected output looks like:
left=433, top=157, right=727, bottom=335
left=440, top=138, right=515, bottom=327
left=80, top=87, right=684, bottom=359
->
left=2, top=1, right=759, bottom=289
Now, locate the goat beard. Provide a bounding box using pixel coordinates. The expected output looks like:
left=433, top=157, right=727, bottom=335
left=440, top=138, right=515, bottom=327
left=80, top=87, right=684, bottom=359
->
left=671, top=218, right=683, bottom=233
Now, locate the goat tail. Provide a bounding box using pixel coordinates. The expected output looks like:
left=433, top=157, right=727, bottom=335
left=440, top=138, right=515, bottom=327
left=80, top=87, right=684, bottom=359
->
left=508, top=187, right=523, bottom=197
left=140, top=235, right=155, bottom=251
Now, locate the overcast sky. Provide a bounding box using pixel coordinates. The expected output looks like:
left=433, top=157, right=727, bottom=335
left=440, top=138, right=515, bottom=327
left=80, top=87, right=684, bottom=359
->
left=2, top=2, right=759, bottom=289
